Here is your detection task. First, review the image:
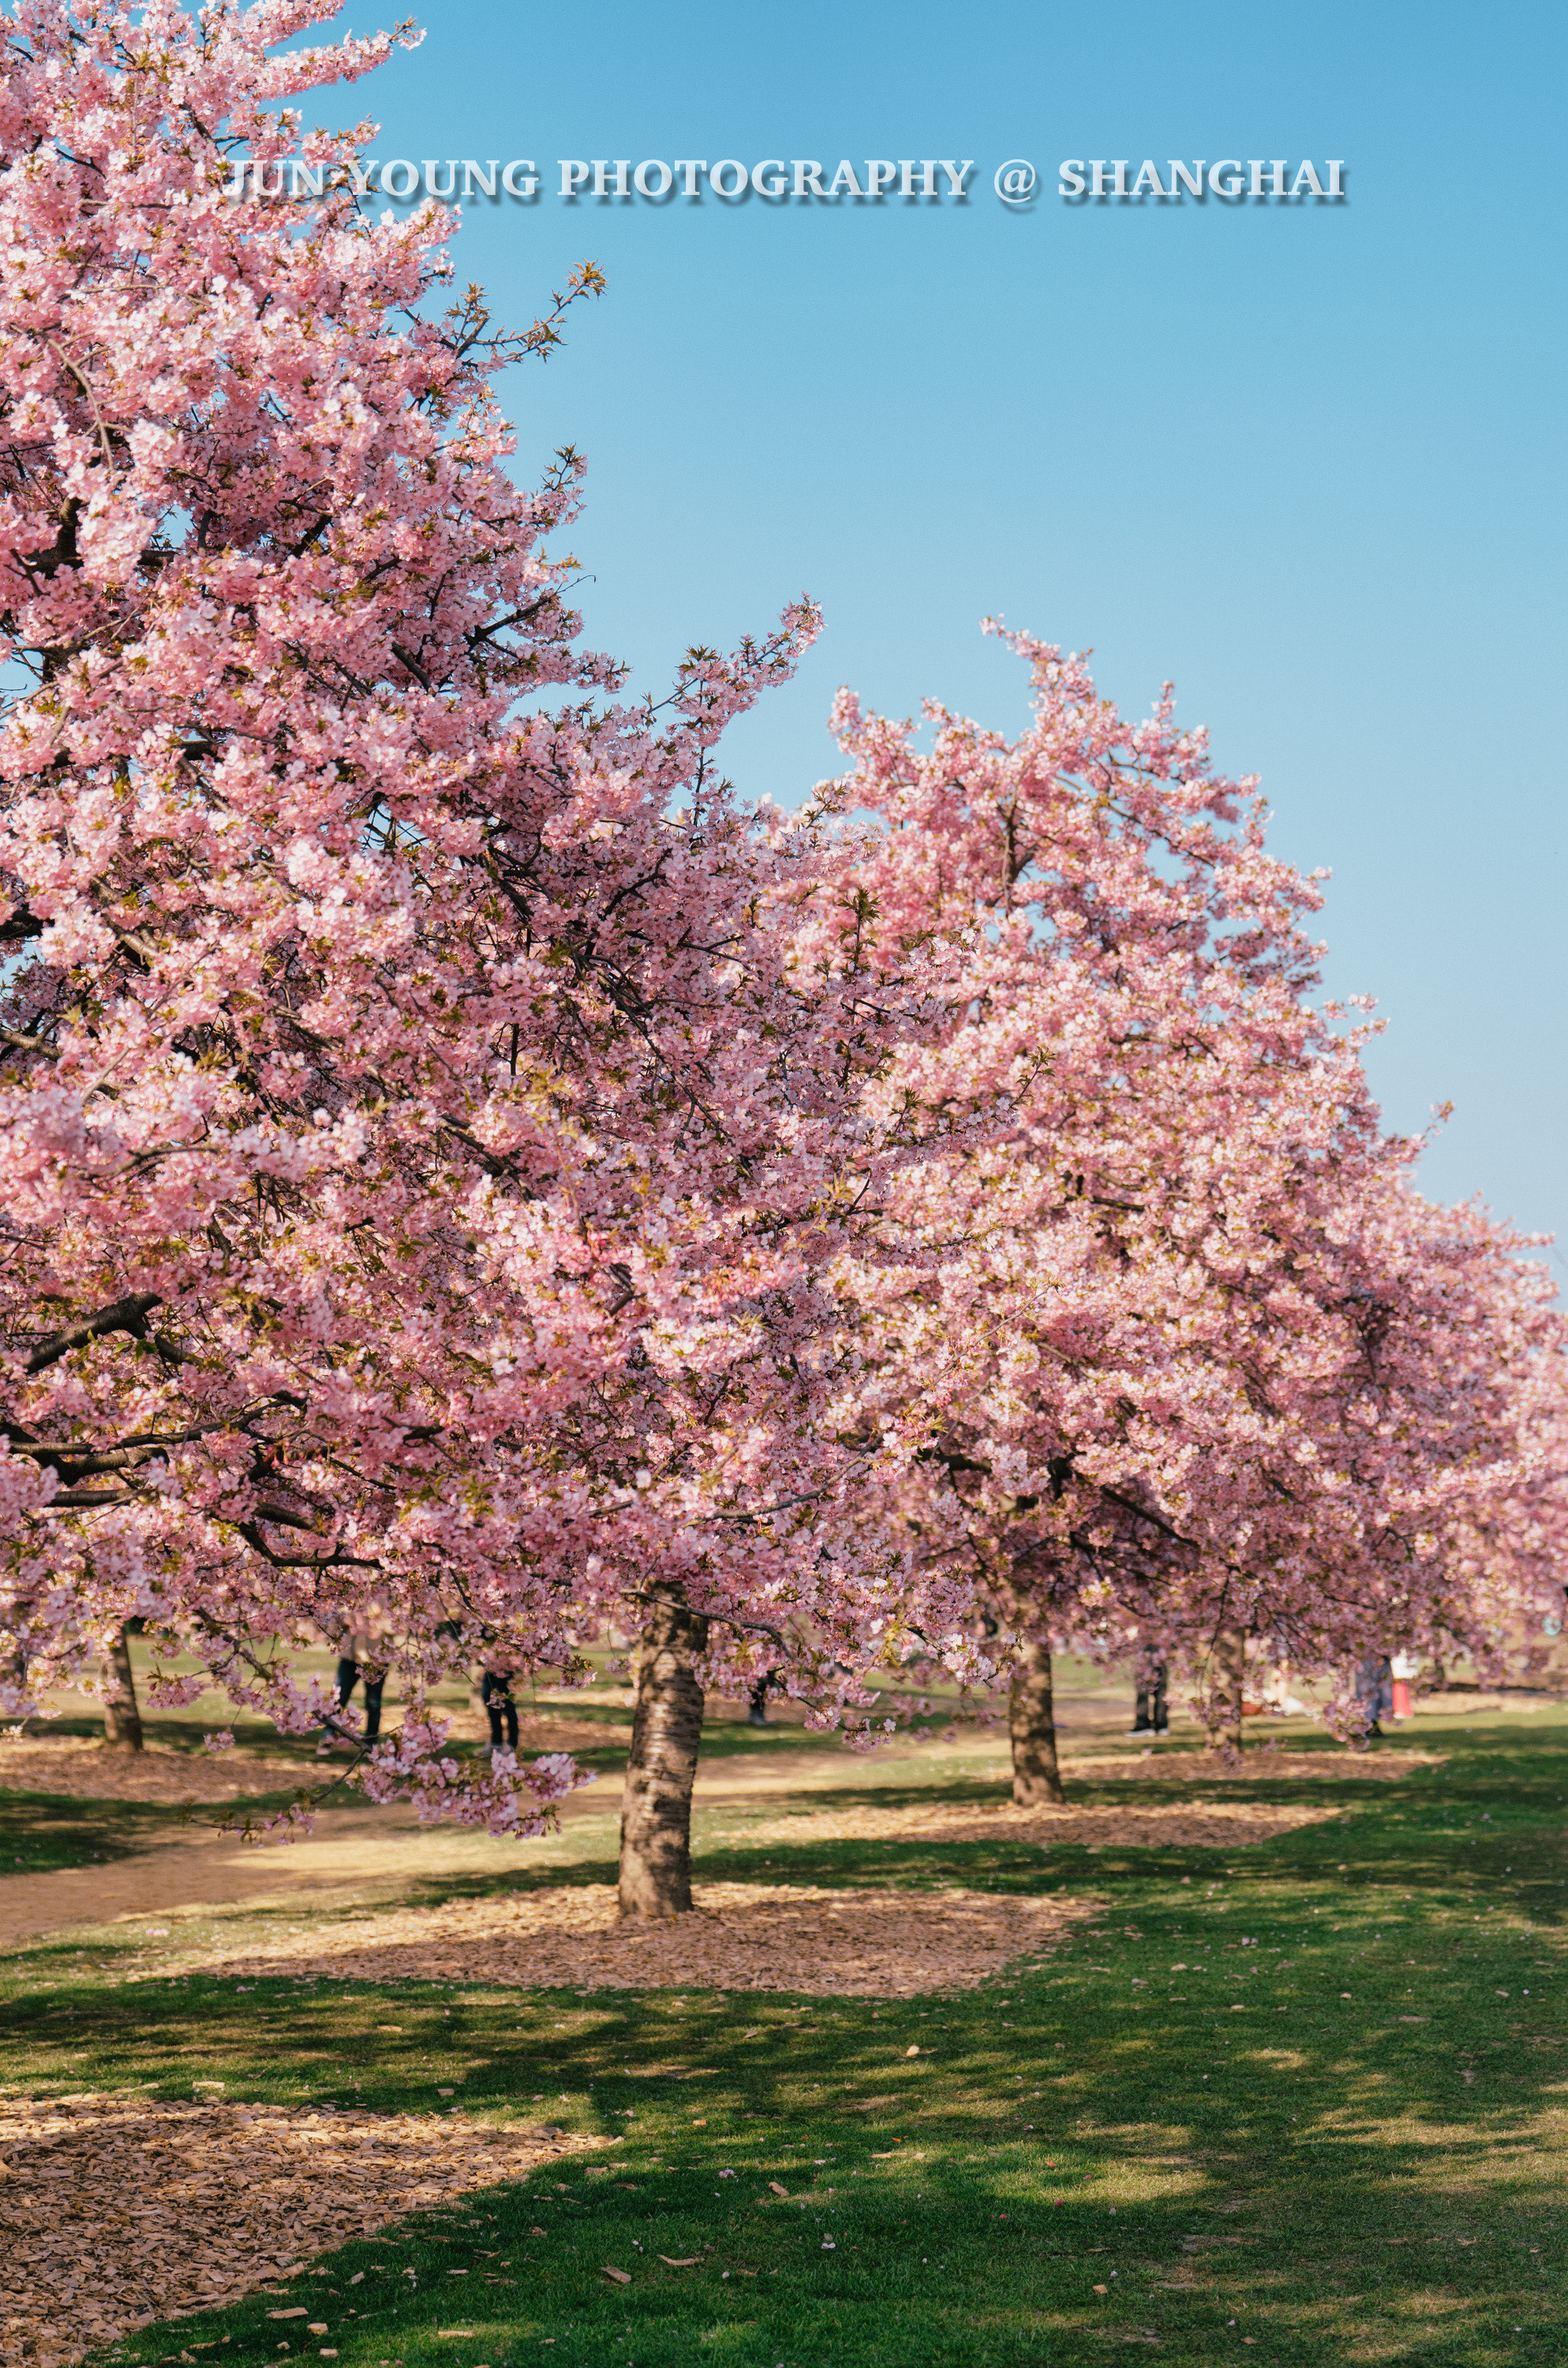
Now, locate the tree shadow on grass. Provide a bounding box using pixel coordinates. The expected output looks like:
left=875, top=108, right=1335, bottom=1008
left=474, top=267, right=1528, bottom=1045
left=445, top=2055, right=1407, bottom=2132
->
left=0, top=1786, right=176, bottom=1874
left=10, top=1864, right=1564, bottom=2368
left=0, top=1726, right=1562, bottom=2363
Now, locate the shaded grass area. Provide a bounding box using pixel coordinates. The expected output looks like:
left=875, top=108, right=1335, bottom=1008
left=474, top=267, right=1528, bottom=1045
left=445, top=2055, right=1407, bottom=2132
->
left=0, top=1786, right=176, bottom=1875
left=2, top=1711, right=1566, bottom=2364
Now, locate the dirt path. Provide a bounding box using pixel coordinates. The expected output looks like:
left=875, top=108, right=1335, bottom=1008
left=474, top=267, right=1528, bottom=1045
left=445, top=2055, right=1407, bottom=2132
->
left=0, top=1748, right=967, bottom=1950
left=0, top=1725, right=1434, bottom=1954
left=0, top=1810, right=451, bottom=1950
left=0, top=1752, right=959, bottom=1950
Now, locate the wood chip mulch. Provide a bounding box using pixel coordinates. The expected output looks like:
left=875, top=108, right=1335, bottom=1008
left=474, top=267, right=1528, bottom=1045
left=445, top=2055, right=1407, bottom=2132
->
left=1076, top=1748, right=1441, bottom=1782
left=740, top=1796, right=1343, bottom=1850
left=149, top=1882, right=1090, bottom=1997
left=0, top=2092, right=598, bottom=2368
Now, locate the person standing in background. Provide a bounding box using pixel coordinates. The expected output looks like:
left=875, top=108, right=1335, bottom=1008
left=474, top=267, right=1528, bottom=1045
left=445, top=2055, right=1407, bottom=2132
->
left=1355, top=1649, right=1394, bottom=1737
left=318, top=1628, right=383, bottom=1755
left=482, top=1665, right=519, bottom=1757
left=747, top=1669, right=780, bottom=1728
left=1130, top=1659, right=1169, bottom=1736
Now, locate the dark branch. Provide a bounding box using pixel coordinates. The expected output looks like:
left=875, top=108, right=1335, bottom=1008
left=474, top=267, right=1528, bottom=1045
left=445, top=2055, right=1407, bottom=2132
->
left=391, top=641, right=434, bottom=691
left=23, top=1292, right=162, bottom=1375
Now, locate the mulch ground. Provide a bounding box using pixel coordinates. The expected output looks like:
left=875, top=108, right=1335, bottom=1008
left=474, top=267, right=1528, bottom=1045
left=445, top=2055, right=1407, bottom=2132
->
left=1067, top=1748, right=1439, bottom=1781
left=0, top=2093, right=597, bottom=2368
left=723, top=1749, right=1439, bottom=1853
left=137, top=1883, right=1090, bottom=1997
left=743, top=1796, right=1343, bottom=1850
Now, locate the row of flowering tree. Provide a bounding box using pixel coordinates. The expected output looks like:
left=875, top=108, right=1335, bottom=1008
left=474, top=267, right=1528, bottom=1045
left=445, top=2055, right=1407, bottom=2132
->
left=808, top=641, right=1566, bottom=1804
left=1, top=0, right=1562, bottom=1914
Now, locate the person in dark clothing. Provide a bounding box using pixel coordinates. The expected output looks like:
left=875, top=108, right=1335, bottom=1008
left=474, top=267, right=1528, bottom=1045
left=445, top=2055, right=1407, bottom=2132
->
left=483, top=1667, right=519, bottom=1753
left=335, top=1656, right=384, bottom=1739
left=1355, top=1650, right=1394, bottom=1737
left=1130, top=1661, right=1169, bottom=1735
left=319, top=1631, right=382, bottom=1753
left=747, top=1668, right=780, bottom=1727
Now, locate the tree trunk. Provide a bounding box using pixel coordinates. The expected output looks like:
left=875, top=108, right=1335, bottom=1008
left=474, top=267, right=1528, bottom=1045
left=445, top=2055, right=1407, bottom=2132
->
left=1214, top=1624, right=1245, bottom=1752
left=102, top=1623, right=144, bottom=1752
left=1009, top=1635, right=1065, bottom=1805
left=618, top=1594, right=709, bottom=1917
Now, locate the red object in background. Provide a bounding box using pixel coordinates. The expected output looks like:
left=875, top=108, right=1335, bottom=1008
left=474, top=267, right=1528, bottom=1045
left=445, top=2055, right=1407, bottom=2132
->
left=1391, top=1678, right=1413, bottom=1720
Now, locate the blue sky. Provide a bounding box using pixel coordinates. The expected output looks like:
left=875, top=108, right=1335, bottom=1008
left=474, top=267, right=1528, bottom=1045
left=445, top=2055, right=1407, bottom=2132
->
left=298, top=0, right=1566, bottom=1252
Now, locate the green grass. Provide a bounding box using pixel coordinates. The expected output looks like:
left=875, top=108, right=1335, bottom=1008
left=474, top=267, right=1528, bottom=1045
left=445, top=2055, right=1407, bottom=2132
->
left=4, top=1707, right=1566, bottom=2364
left=0, top=1785, right=177, bottom=1873
left=19, top=1629, right=1086, bottom=1774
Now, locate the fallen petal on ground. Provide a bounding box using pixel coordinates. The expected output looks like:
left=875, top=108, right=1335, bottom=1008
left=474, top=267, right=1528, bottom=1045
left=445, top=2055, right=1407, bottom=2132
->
left=135, top=1883, right=1092, bottom=1996
left=0, top=2093, right=598, bottom=2368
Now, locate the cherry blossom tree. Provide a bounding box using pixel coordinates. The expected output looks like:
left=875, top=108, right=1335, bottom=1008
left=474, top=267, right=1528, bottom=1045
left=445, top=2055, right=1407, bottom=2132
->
left=0, top=1, right=881, bottom=1883
left=800, top=629, right=1568, bottom=1787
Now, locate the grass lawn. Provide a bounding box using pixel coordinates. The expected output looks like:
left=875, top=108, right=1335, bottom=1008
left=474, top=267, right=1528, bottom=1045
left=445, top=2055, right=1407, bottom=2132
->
left=0, top=1789, right=176, bottom=1875
left=2, top=1698, right=1565, bottom=2365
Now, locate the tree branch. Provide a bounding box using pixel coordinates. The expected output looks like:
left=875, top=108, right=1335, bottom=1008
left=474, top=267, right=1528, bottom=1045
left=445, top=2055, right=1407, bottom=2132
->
left=23, top=1292, right=162, bottom=1375
left=622, top=1588, right=787, bottom=1651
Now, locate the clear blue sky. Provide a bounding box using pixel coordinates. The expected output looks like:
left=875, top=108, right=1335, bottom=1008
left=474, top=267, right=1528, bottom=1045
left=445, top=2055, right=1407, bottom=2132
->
left=298, top=1, right=1567, bottom=1253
